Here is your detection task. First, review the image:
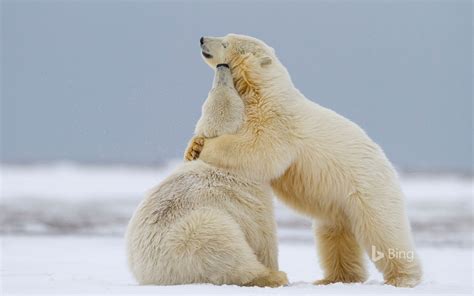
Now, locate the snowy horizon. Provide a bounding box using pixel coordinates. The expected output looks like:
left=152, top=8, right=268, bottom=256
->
left=1, top=161, right=472, bottom=248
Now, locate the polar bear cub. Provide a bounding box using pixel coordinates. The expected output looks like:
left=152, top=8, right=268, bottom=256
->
left=125, top=64, right=287, bottom=287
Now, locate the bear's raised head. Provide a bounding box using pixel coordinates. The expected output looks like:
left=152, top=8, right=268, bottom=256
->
left=200, top=34, right=274, bottom=69
left=200, top=34, right=290, bottom=98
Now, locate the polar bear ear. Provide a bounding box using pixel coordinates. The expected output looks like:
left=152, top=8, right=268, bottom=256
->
left=259, top=56, right=272, bottom=67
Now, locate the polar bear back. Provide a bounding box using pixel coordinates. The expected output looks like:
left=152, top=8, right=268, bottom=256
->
left=132, top=160, right=268, bottom=226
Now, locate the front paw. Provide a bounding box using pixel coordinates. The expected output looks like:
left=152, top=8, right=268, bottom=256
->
left=184, top=136, right=205, bottom=161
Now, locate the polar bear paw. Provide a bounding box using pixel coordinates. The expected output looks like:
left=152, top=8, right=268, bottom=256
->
left=384, top=274, right=421, bottom=288
left=245, top=270, right=288, bottom=288
left=314, top=274, right=366, bottom=285
left=184, top=136, right=205, bottom=161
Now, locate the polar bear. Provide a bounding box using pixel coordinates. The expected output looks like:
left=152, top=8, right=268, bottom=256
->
left=193, top=63, right=245, bottom=139
left=125, top=64, right=287, bottom=287
left=187, top=34, right=422, bottom=287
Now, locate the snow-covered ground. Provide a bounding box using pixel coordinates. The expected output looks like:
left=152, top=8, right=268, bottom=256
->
left=0, top=162, right=473, bottom=294
left=1, top=162, right=472, bottom=246
left=1, top=236, right=472, bottom=295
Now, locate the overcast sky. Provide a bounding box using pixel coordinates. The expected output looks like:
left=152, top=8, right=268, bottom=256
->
left=1, top=0, right=472, bottom=171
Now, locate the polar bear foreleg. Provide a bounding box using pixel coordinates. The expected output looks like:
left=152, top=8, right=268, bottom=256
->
left=195, top=133, right=295, bottom=182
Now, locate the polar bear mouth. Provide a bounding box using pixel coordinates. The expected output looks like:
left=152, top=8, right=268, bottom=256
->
left=202, top=51, right=213, bottom=59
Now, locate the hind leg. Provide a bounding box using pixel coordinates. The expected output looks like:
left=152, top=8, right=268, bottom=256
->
left=162, top=208, right=288, bottom=287
left=346, top=191, right=422, bottom=287
left=314, top=221, right=367, bottom=285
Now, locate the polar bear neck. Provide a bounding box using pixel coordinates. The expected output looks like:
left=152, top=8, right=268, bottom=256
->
left=229, top=54, right=293, bottom=111
left=212, top=66, right=233, bottom=88
left=229, top=55, right=269, bottom=106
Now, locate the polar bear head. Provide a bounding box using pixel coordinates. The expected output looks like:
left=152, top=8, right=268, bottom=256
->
left=200, top=34, right=291, bottom=97
left=200, top=34, right=274, bottom=68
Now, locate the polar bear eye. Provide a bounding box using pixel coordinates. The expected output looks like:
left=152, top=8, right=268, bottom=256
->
left=222, top=42, right=229, bottom=48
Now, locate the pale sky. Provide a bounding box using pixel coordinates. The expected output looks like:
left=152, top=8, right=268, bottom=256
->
left=1, top=0, right=472, bottom=171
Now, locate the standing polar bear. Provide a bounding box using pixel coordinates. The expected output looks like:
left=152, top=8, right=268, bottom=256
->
left=187, top=34, right=422, bottom=287
left=126, top=64, right=287, bottom=287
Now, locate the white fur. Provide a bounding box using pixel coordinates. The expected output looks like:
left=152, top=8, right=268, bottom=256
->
left=125, top=67, right=286, bottom=287
left=197, top=34, right=423, bottom=287
left=195, top=66, right=245, bottom=138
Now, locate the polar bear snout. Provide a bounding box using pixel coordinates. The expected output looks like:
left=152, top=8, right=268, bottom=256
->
left=200, top=37, right=213, bottom=58
left=200, top=36, right=228, bottom=68
left=201, top=45, right=212, bottom=59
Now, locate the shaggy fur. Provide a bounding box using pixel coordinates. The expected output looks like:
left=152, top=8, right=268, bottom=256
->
left=194, top=65, right=245, bottom=139
left=189, top=34, right=422, bottom=287
left=126, top=66, right=287, bottom=287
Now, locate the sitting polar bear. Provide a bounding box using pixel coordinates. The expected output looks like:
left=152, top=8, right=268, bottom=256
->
left=187, top=34, right=422, bottom=287
left=125, top=64, right=287, bottom=287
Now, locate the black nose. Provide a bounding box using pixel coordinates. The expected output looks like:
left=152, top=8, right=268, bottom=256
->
left=200, top=37, right=204, bottom=45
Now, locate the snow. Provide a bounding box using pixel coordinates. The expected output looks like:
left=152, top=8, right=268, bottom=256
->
left=1, top=236, right=472, bottom=295
left=0, top=162, right=181, bottom=200
left=1, top=162, right=471, bottom=202
left=0, top=163, right=473, bottom=294
left=1, top=162, right=472, bottom=246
